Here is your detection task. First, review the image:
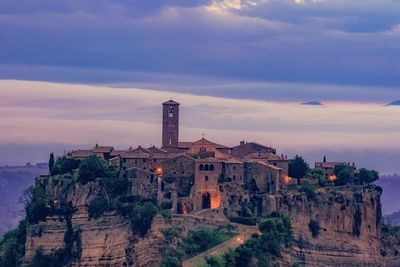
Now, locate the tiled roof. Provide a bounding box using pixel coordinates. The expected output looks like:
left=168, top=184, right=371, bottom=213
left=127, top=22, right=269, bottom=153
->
left=223, top=158, right=243, bottom=164
left=192, top=138, right=230, bottom=149
left=195, top=157, right=221, bottom=163
left=163, top=100, right=180, bottom=105
left=70, top=150, right=93, bottom=158
left=119, top=151, right=151, bottom=159
left=92, top=146, right=114, bottom=153
left=178, top=142, right=192, bottom=148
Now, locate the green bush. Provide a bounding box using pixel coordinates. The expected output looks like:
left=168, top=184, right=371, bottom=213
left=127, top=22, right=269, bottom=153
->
left=160, top=256, right=181, bottom=267
left=50, top=156, right=80, bottom=176
left=308, top=219, right=321, bottom=238
left=78, top=155, right=116, bottom=184
left=334, top=165, right=354, bottom=186
left=130, top=202, right=158, bottom=236
left=0, top=220, right=27, bottom=267
left=25, top=185, right=50, bottom=224
left=88, top=196, right=109, bottom=219
left=229, top=216, right=257, bottom=226
left=180, top=227, right=236, bottom=257
left=289, top=155, right=310, bottom=179
left=300, top=184, right=317, bottom=201
left=205, top=255, right=226, bottom=267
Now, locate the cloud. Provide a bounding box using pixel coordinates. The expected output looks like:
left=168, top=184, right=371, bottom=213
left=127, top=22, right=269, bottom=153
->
left=0, top=0, right=399, bottom=92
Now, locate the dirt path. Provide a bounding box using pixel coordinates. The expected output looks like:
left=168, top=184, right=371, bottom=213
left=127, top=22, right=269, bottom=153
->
left=182, top=225, right=259, bottom=267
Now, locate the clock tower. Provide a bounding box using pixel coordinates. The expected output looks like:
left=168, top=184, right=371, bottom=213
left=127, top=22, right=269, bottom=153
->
left=162, top=100, right=180, bottom=150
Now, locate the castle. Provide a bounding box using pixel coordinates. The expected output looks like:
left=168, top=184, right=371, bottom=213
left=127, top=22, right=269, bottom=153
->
left=70, top=100, right=290, bottom=216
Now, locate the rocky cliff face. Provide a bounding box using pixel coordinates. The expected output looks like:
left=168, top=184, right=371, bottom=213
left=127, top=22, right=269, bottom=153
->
left=23, top=178, right=169, bottom=267
left=17, top=177, right=400, bottom=267
left=270, top=186, right=400, bottom=266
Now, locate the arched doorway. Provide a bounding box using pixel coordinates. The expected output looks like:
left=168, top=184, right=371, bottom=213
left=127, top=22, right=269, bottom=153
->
left=202, top=192, right=211, bottom=209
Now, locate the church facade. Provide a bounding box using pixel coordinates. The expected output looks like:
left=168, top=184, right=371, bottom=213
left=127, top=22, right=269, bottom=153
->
left=70, top=100, right=289, bottom=216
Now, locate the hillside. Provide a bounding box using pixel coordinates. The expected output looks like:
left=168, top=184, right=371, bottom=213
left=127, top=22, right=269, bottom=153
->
left=0, top=164, right=48, bottom=237
left=1, top=156, right=400, bottom=266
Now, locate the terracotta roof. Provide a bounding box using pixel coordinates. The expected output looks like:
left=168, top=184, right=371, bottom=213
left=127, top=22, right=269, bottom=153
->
left=92, top=146, right=114, bottom=153
left=119, top=151, right=151, bottom=159
left=163, top=100, right=180, bottom=105
left=147, top=146, right=168, bottom=154
left=178, top=142, right=192, bottom=149
left=110, top=150, right=125, bottom=157
left=71, top=150, right=93, bottom=158
left=134, top=146, right=151, bottom=154
left=231, top=142, right=275, bottom=158
left=192, top=138, right=230, bottom=149
left=223, top=158, right=243, bottom=164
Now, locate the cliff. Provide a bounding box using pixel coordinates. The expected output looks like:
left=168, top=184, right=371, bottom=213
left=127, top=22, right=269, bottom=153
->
left=271, top=186, right=400, bottom=266
left=2, top=174, right=400, bottom=266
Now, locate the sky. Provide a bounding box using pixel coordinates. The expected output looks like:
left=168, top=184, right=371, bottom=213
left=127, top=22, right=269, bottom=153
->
left=0, top=0, right=399, bottom=173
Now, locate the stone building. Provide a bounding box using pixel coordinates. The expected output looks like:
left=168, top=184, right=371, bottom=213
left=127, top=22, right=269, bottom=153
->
left=69, top=100, right=290, bottom=216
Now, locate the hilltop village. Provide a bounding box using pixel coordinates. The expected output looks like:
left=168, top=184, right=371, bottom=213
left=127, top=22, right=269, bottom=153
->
left=68, top=100, right=354, bottom=217
left=3, top=100, right=395, bottom=267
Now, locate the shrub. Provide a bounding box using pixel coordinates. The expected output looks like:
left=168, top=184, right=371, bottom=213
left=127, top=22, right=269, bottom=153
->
left=160, top=256, right=181, bottom=267
left=88, top=196, right=108, bottom=219
left=180, top=227, right=236, bottom=257
left=334, top=165, right=354, bottom=186
left=78, top=155, right=116, bottom=184
left=0, top=220, right=27, bottom=267
left=308, top=219, right=321, bottom=238
left=130, top=202, right=158, bottom=236
left=50, top=156, right=80, bottom=176
left=24, top=185, right=50, bottom=224
left=205, top=255, right=226, bottom=267
left=300, top=184, right=317, bottom=201
left=229, top=216, right=257, bottom=226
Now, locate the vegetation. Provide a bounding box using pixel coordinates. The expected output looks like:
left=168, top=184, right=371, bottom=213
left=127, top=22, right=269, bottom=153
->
left=299, top=184, right=317, bottom=201
left=48, top=153, right=55, bottom=173
left=334, top=165, right=354, bottom=186
left=356, top=168, right=379, bottom=185
left=24, top=185, right=50, bottom=224
left=0, top=220, right=27, bottom=267
left=289, top=155, right=309, bottom=180
left=160, top=226, right=237, bottom=267
left=229, top=216, right=257, bottom=226
left=310, top=168, right=328, bottom=187
left=199, top=214, right=294, bottom=267
left=308, top=219, right=321, bottom=238
left=50, top=156, right=80, bottom=176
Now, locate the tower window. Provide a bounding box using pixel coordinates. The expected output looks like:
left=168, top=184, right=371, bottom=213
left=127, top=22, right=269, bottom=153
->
left=205, top=176, right=209, bottom=181
left=209, top=164, right=215, bottom=171
left=168, top=107, right=174, bottom=117
left=169, top=139, right=172, bottom=145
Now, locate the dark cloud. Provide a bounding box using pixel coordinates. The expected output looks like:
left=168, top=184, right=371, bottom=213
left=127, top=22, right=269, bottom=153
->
left=0, top=0, right=399, bottom=100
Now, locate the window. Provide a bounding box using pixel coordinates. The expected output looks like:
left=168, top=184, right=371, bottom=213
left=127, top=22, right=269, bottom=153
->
left=205, top=176, right=209, bottom=181
left=233, top=175, right=236, bottom=181
left=168, top=107, right=174, bottom=117
left=209, top=164, right=215, bottom=171
left=169, top=139, right=172, bottom=145
left=205, top=165, right=209, bottom=171
left=199, top=164, right=204, bottom=171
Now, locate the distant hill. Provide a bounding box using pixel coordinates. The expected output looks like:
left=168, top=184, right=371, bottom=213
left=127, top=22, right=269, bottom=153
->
left=385, top=210, right=400, bottom=226
left=377, top=174, right=400, bottom=215
left=0, top=164, right=47, bottom=237
left=301, top=101, right=323, bottom=106
left=386, top=100, right=400, bottom=106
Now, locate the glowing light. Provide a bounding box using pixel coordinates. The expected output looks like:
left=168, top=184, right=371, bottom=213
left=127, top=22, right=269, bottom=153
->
left=155, top=167, right=163, bottom=175
left=283, top=175, right=292, bottom=185
left=211, top=194, right=221, bottom=209
left=328, top=175, right=337, bottom=181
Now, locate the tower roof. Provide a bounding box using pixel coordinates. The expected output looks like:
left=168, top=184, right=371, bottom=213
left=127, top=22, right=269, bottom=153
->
left=162, top=100, right=180, bottom=105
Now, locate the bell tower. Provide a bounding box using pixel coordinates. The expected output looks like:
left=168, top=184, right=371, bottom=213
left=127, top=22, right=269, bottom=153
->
left=162, top=100, right=180, bottom=150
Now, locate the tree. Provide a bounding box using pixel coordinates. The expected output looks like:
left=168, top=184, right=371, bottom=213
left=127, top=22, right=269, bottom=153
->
left=50, top=156, right=80, bottom=176
left=358, top=168, right=379, bottom=185
left=323, top=155, right=327, bottom=163
left=335, top=168, right=353, bottom=186
left=78, top=156, right=114, bottom=184
left=289, top=155, right=309, bottom=180
left=48, top=153, right=55, bottom=173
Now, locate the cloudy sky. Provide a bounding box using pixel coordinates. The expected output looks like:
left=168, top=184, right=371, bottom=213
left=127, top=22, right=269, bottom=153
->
left=0, top=0, right=399, bottom=173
